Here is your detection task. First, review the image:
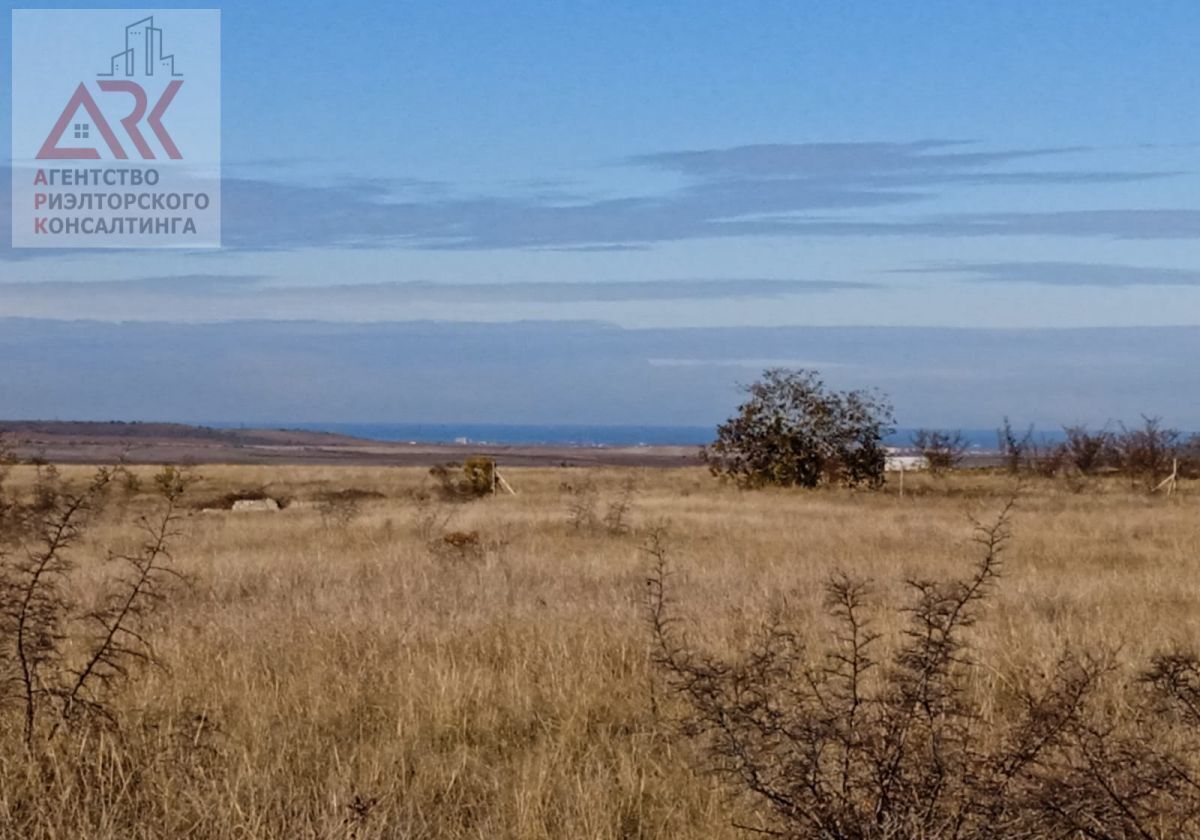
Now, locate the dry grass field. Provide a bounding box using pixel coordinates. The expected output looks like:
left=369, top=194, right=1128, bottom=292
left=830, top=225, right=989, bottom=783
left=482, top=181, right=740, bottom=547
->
left=1, top=462, right=1198, bottom=838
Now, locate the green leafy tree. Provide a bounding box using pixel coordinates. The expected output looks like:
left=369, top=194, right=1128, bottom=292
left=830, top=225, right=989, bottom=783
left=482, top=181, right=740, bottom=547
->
left=702, top=368, right=895, bottom=489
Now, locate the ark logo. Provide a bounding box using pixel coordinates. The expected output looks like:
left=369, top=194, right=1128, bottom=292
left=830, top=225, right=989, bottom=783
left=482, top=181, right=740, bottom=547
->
left=11, top=10, right=221, bottom=249
left=39, top=17, right=186, bottom=161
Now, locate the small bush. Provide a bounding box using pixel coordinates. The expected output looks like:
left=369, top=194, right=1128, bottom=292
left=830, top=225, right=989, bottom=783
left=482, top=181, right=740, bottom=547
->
left=648, top=498, right=1200, bottom=838
left=0, top=465, right=190, bottom=749
left=1179, top=435, right=1200, bottom=480
left=602, top=476, right=638, bottom=535
left=996, top=418, right=1034, bottom=476
left=1063, top=425, right=1115, bottom=475
left=1115, top=416, right=1179, bottom=491
left=911, top=428, right=969, bottom=475
left=561, top=476, right=639, bottom=534
left=1028, top=440, right=1068, bottom=478
left=561, top=478, right=599, bottom=530
left=430, top=456, right=497, bottom=501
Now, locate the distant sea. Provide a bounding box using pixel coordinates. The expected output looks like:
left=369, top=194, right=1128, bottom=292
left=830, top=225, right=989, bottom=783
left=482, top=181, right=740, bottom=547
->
left=212, top=423, right=1065, bottom=450
left=235, top=423, right=717, bottom=447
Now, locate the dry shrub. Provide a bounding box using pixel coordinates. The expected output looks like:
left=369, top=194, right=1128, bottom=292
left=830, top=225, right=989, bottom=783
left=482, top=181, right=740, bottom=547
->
left=1028, top=440, right=1068, bottom=478
left=1116, top=416, right=1180, bottom=491
left=562, top=478, right=600, bottom=530
left=0, top=465, right=190, bottom=749
left=603, top=477, right=638, bottom=534
left=996, top=418, right=1034, bottom=476
left=911, top=429, right=969, bottom=475
left=648, top=497, right=1200, bottom=839
left=1180, top=435, right=1200, bottom=479
left=1063, top=425, right=1116, bottom=475
left=1019, top=417, right=1184, bottom=491
left=561, top=476, right=639, bottom=534
left=429, top=456, right=497, bottom=501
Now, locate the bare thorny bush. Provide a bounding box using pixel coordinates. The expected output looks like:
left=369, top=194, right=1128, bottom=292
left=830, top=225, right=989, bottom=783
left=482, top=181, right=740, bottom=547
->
left=562, top=475, right=639, bottom=534
left=910, top=429, right=970, bottom=476
left=0, top=463, right=191, bottom=752
left=647, top=498, right=1200, bottom=839
left=997, top=416, right=1198, bottom=490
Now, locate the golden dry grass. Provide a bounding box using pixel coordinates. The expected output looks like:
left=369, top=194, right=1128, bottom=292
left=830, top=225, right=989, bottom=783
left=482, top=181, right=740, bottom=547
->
left=1, top=463, right=1198, bottom=838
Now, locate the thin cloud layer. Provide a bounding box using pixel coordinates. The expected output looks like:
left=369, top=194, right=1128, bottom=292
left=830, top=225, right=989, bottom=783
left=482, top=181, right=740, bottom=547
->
left=627, top=140, right=1088, bottom=177
left=211, top=143, right=1195, bottom=249
left=910, top=261, right=1200, bottom=287
left=0, top=276, right=873, bottom=322
left=0, top=142, right=1188, bottom=258
left=215, top=142, right=1183, bottom=250
left=774, top=210, right=1200, bottom=240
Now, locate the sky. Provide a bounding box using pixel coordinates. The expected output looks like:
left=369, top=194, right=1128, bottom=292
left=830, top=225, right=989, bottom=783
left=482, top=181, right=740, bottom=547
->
left=2, top=1, right=1199, bottom=430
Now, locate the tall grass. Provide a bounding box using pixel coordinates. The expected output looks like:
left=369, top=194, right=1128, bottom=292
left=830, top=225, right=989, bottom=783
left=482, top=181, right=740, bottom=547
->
left=0, top=464, right=1196, bottom=838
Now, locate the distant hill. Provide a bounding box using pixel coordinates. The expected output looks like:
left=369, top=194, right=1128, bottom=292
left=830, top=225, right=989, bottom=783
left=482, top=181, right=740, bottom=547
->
left=0, top=420, right=701, bottom=468
left=0, top=420, right=370, bottom=449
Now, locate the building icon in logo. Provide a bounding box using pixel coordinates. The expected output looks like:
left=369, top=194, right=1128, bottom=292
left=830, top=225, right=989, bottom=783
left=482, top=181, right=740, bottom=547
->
left=99, top=17, right=182, bottom=78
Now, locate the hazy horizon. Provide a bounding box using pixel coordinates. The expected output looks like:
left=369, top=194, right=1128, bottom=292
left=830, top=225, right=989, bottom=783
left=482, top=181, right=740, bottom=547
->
left=3, top=3, right=1198, bottom=425
left=3, top=319, right=1197, bottom=431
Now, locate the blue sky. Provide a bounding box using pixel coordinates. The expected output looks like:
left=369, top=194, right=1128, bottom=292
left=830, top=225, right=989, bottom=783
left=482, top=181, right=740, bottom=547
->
left=2, top=1, right=1199, bottom=428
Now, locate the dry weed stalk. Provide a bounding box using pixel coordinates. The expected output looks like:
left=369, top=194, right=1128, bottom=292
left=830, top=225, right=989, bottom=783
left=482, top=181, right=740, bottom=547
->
left=0, top=465, right=190, bottom=750
left=563, top=476, right=639, bottom=534
left=648, top=496, right=1200, bottom=839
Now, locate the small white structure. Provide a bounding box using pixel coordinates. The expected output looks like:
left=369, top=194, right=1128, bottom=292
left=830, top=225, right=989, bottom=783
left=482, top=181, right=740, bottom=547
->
left=231, top=498, right=280, bottom=512
left=885, top=454, right=929, bottom=472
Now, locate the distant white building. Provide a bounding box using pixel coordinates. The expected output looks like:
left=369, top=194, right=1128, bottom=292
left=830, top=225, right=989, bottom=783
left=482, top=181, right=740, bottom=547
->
left=885, top=449, right=929, bottom=472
